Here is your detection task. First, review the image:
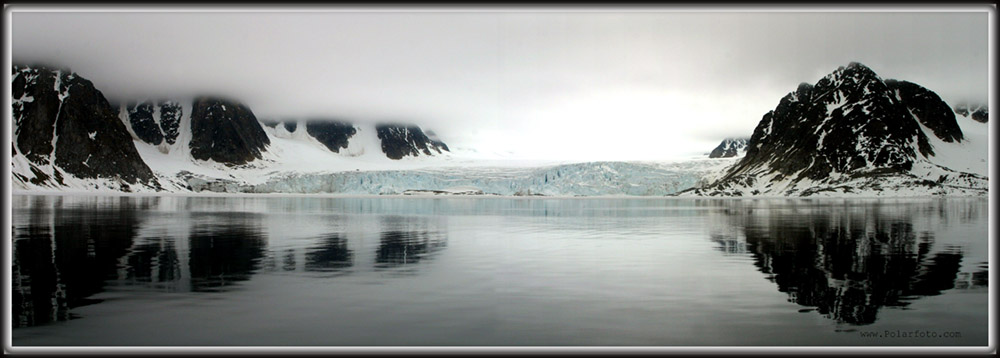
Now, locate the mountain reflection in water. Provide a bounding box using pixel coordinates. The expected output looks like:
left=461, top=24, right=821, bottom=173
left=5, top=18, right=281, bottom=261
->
left=375, top=216, right=448, bottom=272
left=187, top=214, right=268, bottom=292
left=304, top=234, right=354, bottom=276
left=12, top=196, right=141, bottom=328
left=11, top=196, right=446, bottom=328
left=10, top=195, right=987, bottom=343
left=708, top=200, right=988, bottom=325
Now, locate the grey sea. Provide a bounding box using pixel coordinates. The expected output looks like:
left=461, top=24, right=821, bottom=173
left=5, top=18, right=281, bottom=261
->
left=10, top=195, right=990, bottom=347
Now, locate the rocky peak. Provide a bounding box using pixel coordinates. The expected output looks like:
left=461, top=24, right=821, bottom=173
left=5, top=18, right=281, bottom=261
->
left=11, top=64, right=158, bottom=188
left=376, top=124, right=449, bottom=160
left=305, top=120, right=356, bottom=153
left=694, top=62, right=970, bottom=196
left=708, top=137, right=749, bottom=158
left=188, top=96, right=270, bottom=165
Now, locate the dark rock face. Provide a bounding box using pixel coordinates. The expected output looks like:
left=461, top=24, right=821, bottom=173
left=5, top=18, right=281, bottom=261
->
left=12, top=65, right=60, bottom=164
left=886, top=80, right=963, bottom=142
left=305, top=120, right=356, bottom=153
left=158, top=100, right=182, bottom=144
left=718, top=62, right=937, bottom=186
left=12, top=65, right=157, bottom=186
left=284, top=121, right=297, bottom=133
left=709, top=138, right=749, bottom=158
left=126, top=100, right=164, bottom=145
left=189, top=97, right=270, bottom=165
left=955, top=103, right=988, bottom=123
left=376, top=124, right=450, bottom=160
left=972, top=109, right=989, bottom=123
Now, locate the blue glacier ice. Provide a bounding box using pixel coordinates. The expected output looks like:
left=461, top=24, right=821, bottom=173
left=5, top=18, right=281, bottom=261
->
left=242, top=160, right=724, bottom=196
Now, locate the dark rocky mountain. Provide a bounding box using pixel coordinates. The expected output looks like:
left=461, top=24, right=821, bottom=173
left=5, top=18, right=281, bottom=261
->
left=258, top=119, right=359, bottom=154
left=11, top=65, right=158, bottom=189
left=12, top=64, right=454, bottom=192
left=254, top=118, right=452, bottom=159
left=188, top=96, right=270, bottom=165
left=305, top=120, right=357, bottom=153
left=955, top=103, right=988, bottom=123
left=708, top=137, right=749, bottom=158
left=688, top=62, right=981, bottom=196
left=119, top=100, right=182, bottom=147
left=886, top=80, right=963, bottom=142
left=376, top=124, right=450, bottom=160
left=126, top=100, right=164, bottom=145
left=158, top=101, right=182, bottom=144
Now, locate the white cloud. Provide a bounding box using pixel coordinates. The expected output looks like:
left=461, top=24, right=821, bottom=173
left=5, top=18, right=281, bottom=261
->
left=9, top=7, right=990, bottom=160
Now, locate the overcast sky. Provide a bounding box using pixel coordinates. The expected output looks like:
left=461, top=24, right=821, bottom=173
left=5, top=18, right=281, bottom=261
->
left=8, top=7, right=991, bottom=161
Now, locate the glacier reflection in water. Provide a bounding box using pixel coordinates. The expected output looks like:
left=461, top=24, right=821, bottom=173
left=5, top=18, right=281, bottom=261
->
left=10, top=195, right=988, bottom=346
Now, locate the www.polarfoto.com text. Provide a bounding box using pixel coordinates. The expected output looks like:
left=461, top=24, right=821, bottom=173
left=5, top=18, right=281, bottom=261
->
left=859, top=330, right=961, bottom=339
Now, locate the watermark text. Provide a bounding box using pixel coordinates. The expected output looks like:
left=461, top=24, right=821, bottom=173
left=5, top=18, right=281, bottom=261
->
left=859, top=330, right=961, bottom=339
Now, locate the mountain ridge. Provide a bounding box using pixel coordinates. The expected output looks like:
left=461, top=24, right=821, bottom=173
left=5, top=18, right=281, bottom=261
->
left=11, top=64, right=454, bottom=191
left=687, top=62, right=986, bottom=197
left=11, top=63, right=987, bottom=197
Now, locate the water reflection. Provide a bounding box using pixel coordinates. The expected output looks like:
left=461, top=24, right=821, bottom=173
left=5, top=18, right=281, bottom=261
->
left=11, top=199, right=273, bottom=326
left=375, top=216, right=448, bottom=272
left=12, top=200, right=140, bottom=328
left=304, top=234, right=354, bottom=276
left=11, top=196, right=456, bottom=328
left=11, top=195, right=983, bottom=339
left=709, top=200, right=986, bottom=325
left=123, top=238, right=182, bottom=287
left=188, top=214, right=267, bottom=292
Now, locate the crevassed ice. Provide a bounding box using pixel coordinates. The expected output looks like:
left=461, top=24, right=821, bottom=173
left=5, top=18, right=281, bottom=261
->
left=246, top=161, right=718, bottom=196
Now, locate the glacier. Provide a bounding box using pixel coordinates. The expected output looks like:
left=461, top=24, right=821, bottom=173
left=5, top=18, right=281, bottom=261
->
left=179, top=159, right=734, bottom=196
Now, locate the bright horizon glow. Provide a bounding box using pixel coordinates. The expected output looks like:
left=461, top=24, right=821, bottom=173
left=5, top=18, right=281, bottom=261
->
left=7, top=6, right=991, bottom=162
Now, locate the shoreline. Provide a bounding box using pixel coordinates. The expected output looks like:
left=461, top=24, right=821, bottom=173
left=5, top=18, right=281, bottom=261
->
left=9, top=190, right=989, bottom=200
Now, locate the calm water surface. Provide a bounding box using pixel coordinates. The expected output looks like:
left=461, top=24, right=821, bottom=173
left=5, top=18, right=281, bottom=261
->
left=10, top=195, right=989, bottom=346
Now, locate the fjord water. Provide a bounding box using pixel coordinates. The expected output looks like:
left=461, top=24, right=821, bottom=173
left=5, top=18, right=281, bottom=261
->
left=11, top=195, right=988, bottom=346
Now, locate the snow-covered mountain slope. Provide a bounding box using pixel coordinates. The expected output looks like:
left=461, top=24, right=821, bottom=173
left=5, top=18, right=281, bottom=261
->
left=122, top=114, right=464, bottom=192
left=128, top=114, right=731, bottom=196
left=708, top=138, right=749, bottom=158
left=684, top=62, right=988, bottom=197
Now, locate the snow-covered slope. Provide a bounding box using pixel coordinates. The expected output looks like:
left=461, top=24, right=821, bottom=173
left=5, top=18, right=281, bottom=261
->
left=920, top=115, right=988, bottom=177
left=708, top=138, right=749, bottom=158
left=129, top=115, right=731, bottom=196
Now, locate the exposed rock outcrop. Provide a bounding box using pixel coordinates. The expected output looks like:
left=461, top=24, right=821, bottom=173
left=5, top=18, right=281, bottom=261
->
left=188, top=97, right=270, bottom=165
left=12, top=64, right=158, bottom=188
